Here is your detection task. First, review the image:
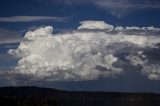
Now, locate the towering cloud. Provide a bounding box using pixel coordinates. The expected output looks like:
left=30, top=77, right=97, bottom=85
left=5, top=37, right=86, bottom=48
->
left=8, top=21, right=160, bottom=81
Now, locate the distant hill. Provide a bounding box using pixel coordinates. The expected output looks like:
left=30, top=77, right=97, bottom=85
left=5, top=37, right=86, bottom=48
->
left=0, top=86, right=160, bottom=106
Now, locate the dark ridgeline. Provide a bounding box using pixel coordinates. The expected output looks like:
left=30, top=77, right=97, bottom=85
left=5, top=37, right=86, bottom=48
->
left=0, top=86, right=160, bottom=106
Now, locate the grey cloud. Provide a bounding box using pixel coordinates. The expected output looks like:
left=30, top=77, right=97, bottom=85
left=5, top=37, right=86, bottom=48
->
left=0, top=16, right=66, bottom=23
left=0, top=28, right=21, bottom=44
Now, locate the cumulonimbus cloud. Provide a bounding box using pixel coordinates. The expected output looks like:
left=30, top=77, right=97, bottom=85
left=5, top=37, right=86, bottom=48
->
left=8, top=20, right=160, bottom=81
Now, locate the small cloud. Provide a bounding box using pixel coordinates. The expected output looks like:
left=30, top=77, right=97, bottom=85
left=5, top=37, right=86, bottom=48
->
left=78, top=20, right=114, bottom=31
left=0, top=16, right=66, bottom=23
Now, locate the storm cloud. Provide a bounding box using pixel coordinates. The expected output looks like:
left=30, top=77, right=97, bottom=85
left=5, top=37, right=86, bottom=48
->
left=8, top=21, right=160, bottom=81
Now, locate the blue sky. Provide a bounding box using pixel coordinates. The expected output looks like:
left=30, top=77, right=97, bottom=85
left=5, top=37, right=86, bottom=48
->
left=0, top=0, right=160, bottom=93
left=1, top=0, right=160, bottom=30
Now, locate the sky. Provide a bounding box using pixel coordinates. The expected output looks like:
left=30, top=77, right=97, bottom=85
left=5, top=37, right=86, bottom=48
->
left=0, top=0, right=160, bottom=93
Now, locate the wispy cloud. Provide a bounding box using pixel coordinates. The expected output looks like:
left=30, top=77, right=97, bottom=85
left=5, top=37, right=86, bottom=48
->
left=0, top=28, right=21, bottom=44
left=93, top=0, right=160, bottom=17
left=0, top=16, right=66, bottom=23
left=52, top=0, right=160, bottom=17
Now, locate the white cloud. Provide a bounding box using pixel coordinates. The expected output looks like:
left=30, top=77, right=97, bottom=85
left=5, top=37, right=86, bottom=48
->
left=8, top=20, right=160, bottom=81
left=0, top=16, right=65, bottom=23
left=78, top=21, right=114, bottom=30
